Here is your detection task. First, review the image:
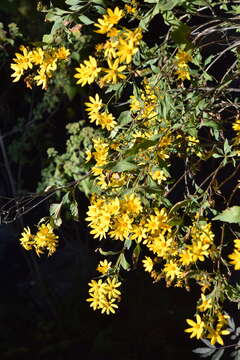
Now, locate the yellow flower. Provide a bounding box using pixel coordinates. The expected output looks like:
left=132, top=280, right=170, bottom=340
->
left=233, top=118, right=240, bottom=132
left=30, top=47, right=44, bottom=65
left=105, top=7, right=123, bottom=25
left=179, top=249, right=193, bottom=265
left=109, top=213, right=132, bottom=241
left=101, top=58, right=126, bottom=85
left=123, top=28, right=142, bottom=44
left=188, top=241, right=209, bottom=262
left=34, top=223, right=59, bottom=256
left=96, top=111, right=117, bottom=131
left=228, top=249, right=240, bottom=270
left=185, top=314, right=205, bottom=339
left=19, top=226, right=34, bottom=251
left=121, top=193, right=142, bottom=215
left=124, top=4, right=137, bottom=14
left=129, top=95, right=141, bottom=112
left=145, top=208, right=171, bottom=235
left=104, top=39, right=118, bottom=59
left=142, top=256, right=153, bottom=272
left=234, top=238, right=240, bottom=250
left=34, top=68, right=48, bottom=89
left=85, top=93, right=103, bottom=115
left=104, top=277, right=121, bottom=299
left=100, top=298, right=119, bottom=314
left=10, top=46, right=33, bottom=82
left=74, top=56, right=101, bottom=86
left=116, top=38, right=138, bottom=64
left=131, top=223, right=147, bottom=243
left=94, top=17, right=113, bottom=34
left=163, top=260, right=181, bottom=281
left=107, top=27, right=120, bottom=38
left=207, top=326, right=230, bottom=345
left=175, top=50, right=192, bottom=65
left=197, top=294, right=212, bottom=312
left=96, top=259, right=112, bottom=274
left=87, top=279, right=106, bottom=310
left=150, top=169, right=167, bottom=184
left=55, top=46, right=70, bottom=60
left=85, top=149, right=92, bottom=163
left=175, top=66, right=190, bottom=81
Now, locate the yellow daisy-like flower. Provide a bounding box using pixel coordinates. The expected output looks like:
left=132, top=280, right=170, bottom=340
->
left=109, top=213, right=132, bottom=241
left=234, top=238, right=240, bottom=250
left=116, top=38, right=138, bottom=64
left=94, top=17, right=113, bottom=34
left=175, top=66, right=190, bottom=81
left=197, top=293, right=212, bottom=312
left=121, top=193, right=142, bottom=215
left=74, top=56, right=101, bottom=86
left=185, top=314, right=205, bottom=339
left=232, top=118, right=240, bottom=132
left=100, top=58, right=126, bottom=85
left=34, top=68, right=48, bottom=90
left=96, top=259, right=112, bottom=274
left=163, top=260, right=181, bottom=281
left=142, top=256, right=153, bottom=273
left=97, top=111, right=117, bottom=131
left=175, top=50, right=192, bottom=65
left=104, top=277, right=122, bottom=299
left=228, top=249, right=240, bottom=270
left=207, top=326, right=230, bottom=345
left=85, top=93, right=103, bottom=115
left=100, top=298, right=119, bottom=314
left=34, top=223, right=59, bottom=256
left=19, top=226, right=34, bottom=251
left=55, top=46, right=70, bottom=60
left=105, top=7, right=124, bottom=25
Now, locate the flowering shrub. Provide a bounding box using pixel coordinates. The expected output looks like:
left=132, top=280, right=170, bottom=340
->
left=5, top=0, right=240, bottom=357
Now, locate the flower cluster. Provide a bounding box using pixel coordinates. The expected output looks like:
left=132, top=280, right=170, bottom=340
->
left=19, top=223, right=58, bottom=256
left=74, top=6, right=142, bottom=87
left=86, top=193, right=142, bottom=241
left=185, top=311, right=230, bottom=345
left=85, top=93, right=116, bottom=131
left=142, top=219, right=216, bottom=286
left=87, top=276, right=121, bottom=315
left=11, top=45, right=70, bottom=89
left=175, top=49, right=192, bottom=81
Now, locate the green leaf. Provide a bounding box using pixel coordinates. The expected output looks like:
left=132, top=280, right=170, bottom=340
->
left=49, top=202, right=62, bottom=227
left=103, top=159, right=138, bottom=172
left=78, top=14, right=94, bottom=24
left=124, top=239, right=132, bottom=250
left=201, top=121, right=219, bottom=129
left=139, top=3, right=161, bottom=30
left=119, top=253, right=131, bottom=271
left=42, top=34, right=53, bottom=43
left=91, top=0, right=106, bottom=5
left=65, top=0, right=85, bottom=5
left=99, top=248, right=121, bottom=256
left=192, top=347, right=215, bottom=355
left=132, top=243, right=141, bottom=264
left=172, top=22, right=191, bottom=45
left=124, top=135, right=160, bottom=157
left=160, top=0, right=185, bottom=11
left=213, top=206, right=240, bottom=224
left=211, top=348, right=224, bottom=360
left=70, top=200, right=79, bottom=219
